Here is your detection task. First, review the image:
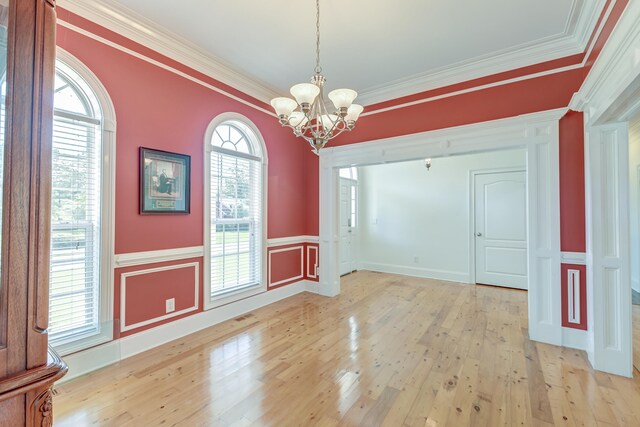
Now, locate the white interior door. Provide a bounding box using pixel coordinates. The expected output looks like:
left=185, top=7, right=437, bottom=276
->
left=339, top=178, right=357, bottom=276
left=475, top=171, right=528, bottom=289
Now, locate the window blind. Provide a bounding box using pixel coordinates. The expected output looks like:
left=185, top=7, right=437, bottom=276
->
left=210, top=148, right=262, bottom=298
left=49, top=112, right=102, bottom=346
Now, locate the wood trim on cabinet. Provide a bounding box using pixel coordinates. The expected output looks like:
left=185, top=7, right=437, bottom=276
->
left=0, top=347, right=66, bottom=402
left=0, top=0, right=64, bottom=425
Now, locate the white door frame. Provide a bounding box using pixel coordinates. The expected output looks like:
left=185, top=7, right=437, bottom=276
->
left=469, top=167, right=527, bottom=287
left=569, top=0, right=640, bottom=377
left=319, top=108, right=566, bottom=346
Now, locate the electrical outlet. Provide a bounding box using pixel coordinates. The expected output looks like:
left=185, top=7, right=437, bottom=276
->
left=166, top=298, right=175, bottom=313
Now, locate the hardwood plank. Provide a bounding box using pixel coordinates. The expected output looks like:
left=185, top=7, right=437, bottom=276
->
left=53, top=271, right=640, bottom=426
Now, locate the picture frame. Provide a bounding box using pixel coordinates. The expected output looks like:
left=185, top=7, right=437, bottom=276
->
left=139, top=147, right=191, bottom=214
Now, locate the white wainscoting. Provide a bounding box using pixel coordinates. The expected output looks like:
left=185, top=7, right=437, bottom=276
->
left=268, top=245, right=304, bottom=288
left=114, top=246, right=204, bottom=267
left=59, top=280, right=314, bottom=384
left=267, top=235, right=319, bottom=247
left=120, top=262, right=200, bottom=332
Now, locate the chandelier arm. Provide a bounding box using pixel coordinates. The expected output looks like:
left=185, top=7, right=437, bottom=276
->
left=327, top=121, right=348, bottom=140
left=322, top=110, right=343, bottom=138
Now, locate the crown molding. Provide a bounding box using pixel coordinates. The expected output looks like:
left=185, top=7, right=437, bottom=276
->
left=357, top=0, right=607, bottom=107
left=570, top=0, right=640, bottom=123
left=56, top=0, right=280, bottom=105
left=57, top=0, right=606, bottom=110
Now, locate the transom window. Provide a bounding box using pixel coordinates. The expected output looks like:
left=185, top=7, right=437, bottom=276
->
left=207, top=120, right=264, bottom=303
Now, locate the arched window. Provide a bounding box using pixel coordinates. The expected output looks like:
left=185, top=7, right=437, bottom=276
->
left=49, top=55, right=115, bottom=354
left=205, top=116, right=266, bottom=307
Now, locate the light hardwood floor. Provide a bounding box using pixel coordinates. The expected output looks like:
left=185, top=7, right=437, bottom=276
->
left=54, top=271, right=640, bottom=426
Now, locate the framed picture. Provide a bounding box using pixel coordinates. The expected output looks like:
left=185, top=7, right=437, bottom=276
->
left=140, top=147, right=191, bottom=214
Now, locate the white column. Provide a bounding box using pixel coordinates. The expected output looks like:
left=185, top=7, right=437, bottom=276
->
left=318, top=151, right=340, bottom=297
left=526, top=122, right=562, bottom=345
left=586, top=123, right=632, bottom=377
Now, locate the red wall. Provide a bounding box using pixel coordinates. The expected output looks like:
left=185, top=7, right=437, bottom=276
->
left=57, top=10, right=316, bottom=250
left=559, top=111, right=587, bottom=253
left=56, top=9, right=318, bottom=336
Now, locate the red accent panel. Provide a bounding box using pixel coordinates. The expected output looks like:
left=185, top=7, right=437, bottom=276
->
left=559, top=111, right=586, bottom=253
left=114, top=258, right=204, bottom=338
left=335, top=68, right=586, bottom=147
left=123, top=264, right=197, bottom=326
left=268, top=245, right=304, bottom=289
left=367, top=54, right=584, bottom=113
left=561, top=264, right=588, bottom=330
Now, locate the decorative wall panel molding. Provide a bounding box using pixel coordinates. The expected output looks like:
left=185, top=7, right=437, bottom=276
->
left=268, top=246, right=304, bottom=288
left=120, top=262, right=199, bottom=332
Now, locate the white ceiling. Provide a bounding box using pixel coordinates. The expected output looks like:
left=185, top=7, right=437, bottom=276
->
left=60, top=0, right=605, bottom=105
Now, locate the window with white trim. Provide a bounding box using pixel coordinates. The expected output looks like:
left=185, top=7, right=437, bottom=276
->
left=207, top=120, right=264, bottom=304
left=49, top=59, right=112, bottom=354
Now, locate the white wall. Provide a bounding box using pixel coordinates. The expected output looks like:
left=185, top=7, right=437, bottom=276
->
left=357, top=149, right=526, bottom=283
left=629, top=118, right=640, bottom=293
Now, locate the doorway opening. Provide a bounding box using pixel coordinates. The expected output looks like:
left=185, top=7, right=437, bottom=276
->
left=319, top=109, right=564, bottom=346
left=352, top=149, right=527, bottom=290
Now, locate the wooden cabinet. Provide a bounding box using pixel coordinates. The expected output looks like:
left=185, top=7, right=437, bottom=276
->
left=0, top=0, right=66, bottom=425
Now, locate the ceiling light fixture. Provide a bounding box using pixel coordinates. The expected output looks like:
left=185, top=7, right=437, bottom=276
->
left=424, top=158, right=432, bottom=171
left=270, top=0, right=363, bottom=155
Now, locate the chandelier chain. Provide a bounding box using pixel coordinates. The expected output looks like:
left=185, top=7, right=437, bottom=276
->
left=315, top=0, right=322, bottom=74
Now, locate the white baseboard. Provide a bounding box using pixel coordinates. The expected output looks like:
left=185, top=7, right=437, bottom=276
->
left=561, top=327, right=590, bottom=352
left=358, top=261, right=472, bottom=284
left=304, top=281, right=320, bottom=294
left=58, top=280, right=314, bottom=384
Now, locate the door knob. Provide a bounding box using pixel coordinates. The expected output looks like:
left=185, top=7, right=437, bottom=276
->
left=476, top=232, right=482, bottom=237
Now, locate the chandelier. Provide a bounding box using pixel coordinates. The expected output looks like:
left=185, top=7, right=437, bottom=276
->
left=270, top=0, right=363, bottom=154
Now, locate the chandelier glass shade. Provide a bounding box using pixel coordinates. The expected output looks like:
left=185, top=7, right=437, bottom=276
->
left=270, top=0, right=363, bottom=154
